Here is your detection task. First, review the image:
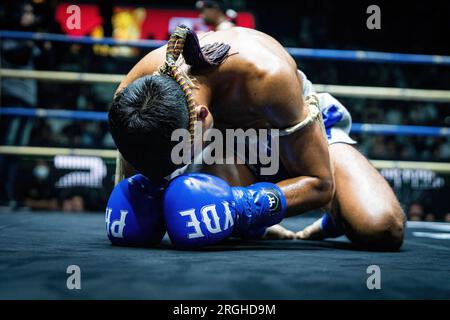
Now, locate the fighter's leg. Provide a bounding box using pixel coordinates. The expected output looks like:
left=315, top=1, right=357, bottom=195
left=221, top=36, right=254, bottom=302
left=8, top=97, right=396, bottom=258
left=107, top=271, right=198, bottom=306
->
left=298, top=143, right=405, bottom=251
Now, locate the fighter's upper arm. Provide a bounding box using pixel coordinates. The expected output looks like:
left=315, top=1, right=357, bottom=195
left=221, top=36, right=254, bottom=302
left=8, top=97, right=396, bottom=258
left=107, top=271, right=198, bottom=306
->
left=254, top=67, right=332, bottom=181
left=251, top=65, right=305, bottom=129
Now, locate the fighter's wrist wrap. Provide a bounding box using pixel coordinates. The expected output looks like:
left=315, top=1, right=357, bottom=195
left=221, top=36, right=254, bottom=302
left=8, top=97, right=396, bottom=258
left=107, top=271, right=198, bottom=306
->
left=232, top=183, right=287, bottom=235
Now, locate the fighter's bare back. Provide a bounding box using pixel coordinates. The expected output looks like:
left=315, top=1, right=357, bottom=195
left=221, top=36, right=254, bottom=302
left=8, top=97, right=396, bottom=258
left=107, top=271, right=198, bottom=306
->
left=117, top=27, right=334, bottom=216
left=118, top=27, right=306, bottom=130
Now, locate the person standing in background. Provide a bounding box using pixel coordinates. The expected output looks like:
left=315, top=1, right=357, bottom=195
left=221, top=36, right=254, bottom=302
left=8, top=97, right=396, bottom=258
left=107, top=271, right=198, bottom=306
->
left=196, top=0, right=237, bottom=31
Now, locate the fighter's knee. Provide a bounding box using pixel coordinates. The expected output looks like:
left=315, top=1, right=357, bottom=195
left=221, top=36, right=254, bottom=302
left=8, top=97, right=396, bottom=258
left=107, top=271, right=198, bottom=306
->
left=352, top=205, right=405, bottom=251
left=372, top=211, right=404, bottom=250
left=388, top=207, right=406, bottom=250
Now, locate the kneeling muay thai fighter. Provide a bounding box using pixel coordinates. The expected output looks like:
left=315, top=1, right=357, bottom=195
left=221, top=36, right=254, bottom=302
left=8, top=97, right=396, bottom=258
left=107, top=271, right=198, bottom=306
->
left=106, top=26, right=405, bottom=251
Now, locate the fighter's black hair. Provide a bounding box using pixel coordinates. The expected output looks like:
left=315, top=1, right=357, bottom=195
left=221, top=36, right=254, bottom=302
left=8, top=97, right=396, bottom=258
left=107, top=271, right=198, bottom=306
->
left=108, top=25, right=230, bottom=180
left=109, top=75, right=189, bottom=181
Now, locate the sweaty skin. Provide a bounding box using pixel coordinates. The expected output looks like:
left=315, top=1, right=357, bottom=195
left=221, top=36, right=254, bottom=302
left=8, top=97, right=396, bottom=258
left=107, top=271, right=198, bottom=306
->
left=117, top=27, right=334, bottom=218
left=116, top=27, right=405, bottom=249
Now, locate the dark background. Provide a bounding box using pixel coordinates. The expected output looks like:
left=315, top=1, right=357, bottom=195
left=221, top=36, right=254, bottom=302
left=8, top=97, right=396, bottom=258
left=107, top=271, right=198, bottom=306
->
left=0, top=0, right=449, bottom=219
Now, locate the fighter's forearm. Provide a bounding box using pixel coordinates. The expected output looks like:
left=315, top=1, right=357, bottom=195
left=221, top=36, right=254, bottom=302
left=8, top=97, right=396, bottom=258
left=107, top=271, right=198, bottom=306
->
left=277, top=175, right=334, bottom=217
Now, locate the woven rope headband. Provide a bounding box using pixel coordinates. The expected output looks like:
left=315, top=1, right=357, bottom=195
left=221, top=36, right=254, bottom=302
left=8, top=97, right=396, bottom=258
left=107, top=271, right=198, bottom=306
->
left=156, top=25, right=231, bottom=142
left=157, top=26, right=197, bottom=141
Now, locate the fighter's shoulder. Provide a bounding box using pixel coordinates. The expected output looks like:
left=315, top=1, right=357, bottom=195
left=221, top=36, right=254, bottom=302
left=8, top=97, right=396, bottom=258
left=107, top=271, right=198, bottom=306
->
left=250, top=66, right=303, bottom=127
left=241, top=54, right=297, bottom=105
left=222, top=29, right=303, bottom=126
left=220, top=28, right=286, bottom=66
left=116, top=46, right=166, bottom=93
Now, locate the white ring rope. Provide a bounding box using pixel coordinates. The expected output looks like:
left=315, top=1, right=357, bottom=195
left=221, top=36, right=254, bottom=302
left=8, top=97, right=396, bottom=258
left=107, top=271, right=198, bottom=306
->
left=0, top=146, right=117, bottom=159
left=0, top=68, right=123, bottom=83
left=0, top=146, right=449, bottom=173
left=2, top=68, right=450, bottom=102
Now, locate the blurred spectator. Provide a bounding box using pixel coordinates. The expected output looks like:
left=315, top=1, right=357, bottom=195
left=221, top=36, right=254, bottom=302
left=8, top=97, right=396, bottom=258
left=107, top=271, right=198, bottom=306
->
left=62, top=195, right=85, bottom=212
left=0, top=2, right=41, bottom=145
left=407, top=203, right=440, bottom=222
left=0, top=1, right=42, bottom=206
left=59, top=187, right=107, bottom=212
left=0, top=0, right=449, bottom=216
left=196, top=0, right=236, bottom=31
left=369, top=136, right=386, bottom=159
left=60, top=122, right=83, bottom=147
left=29, top=119, right=54, bottom=146
left=20, top=160, right=59, bottom=211
left=436, top=138, right=450, bottom=160
left=385, top=109, right=402, bottom=125
left=408, top=202, right=425, bottom=221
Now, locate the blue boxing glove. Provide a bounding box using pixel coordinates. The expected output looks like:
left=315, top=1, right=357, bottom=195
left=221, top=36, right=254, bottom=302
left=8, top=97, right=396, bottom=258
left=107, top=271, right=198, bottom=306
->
left=231, top=183, right=286, bottom=236
left=105, top=174, right=166, bottom=247
left=163, top=173, right=286, bottom=249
